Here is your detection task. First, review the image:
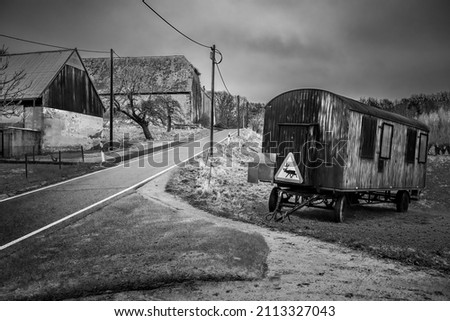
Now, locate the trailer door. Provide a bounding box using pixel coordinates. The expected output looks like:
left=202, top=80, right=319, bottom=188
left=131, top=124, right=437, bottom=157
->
left=276, top=124, right=318, bottom=185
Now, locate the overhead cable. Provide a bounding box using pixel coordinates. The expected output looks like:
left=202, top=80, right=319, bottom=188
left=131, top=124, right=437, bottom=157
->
left=0, top=33, right=110, bottom=54
left=141, top=0, right=212, bottom=50
left=216, top=63, right=232, bottom=96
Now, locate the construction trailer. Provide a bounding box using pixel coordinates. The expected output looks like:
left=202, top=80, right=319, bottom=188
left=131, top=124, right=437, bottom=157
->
left=259, top=88, right=429, bottom=222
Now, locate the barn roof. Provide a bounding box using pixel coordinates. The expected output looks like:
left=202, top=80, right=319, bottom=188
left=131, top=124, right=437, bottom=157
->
left=268, top=88, right=429, bottom=131
left=0, top=49, right=76, bottom=99
left=83, top=55, right=199, bottom=95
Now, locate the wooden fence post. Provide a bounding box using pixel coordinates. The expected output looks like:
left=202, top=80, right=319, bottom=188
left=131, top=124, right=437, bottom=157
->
left=25, top=153, right=28, bottom=179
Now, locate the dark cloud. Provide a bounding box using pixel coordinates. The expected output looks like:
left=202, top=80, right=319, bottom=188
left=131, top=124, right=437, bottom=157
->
left=1, top=0, right=449, bottom=102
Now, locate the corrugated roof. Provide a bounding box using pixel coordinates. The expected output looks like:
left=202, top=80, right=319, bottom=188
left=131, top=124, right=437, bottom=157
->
left=0, top=49, right=74, bottom=99
left=83, top=55, right=196, bottom=95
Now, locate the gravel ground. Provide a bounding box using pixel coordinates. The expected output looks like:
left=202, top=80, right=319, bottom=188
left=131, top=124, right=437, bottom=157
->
left=86, top=172, right=450, bottom=300
left=1, top=172, right=449, bottom=300
left=166, top=131, right=450, bottom=273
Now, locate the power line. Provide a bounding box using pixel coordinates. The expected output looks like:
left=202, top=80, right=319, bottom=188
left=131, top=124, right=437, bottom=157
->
left=0, top=33, right=110, bottom=54
left=112, top=50, right=122, bottom=59
left=216, top=63, right=232, bottom=96
left=78, top=48, right=110, bottom=54
left=141, top=0, right=212, bottom=50
left=0, top=33, right=69, bottom=50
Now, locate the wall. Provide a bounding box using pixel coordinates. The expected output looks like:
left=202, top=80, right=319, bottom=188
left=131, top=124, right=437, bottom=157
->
left=1, top=127, right=40, bottom=158
left=189, top=70, right=202, bottom=122
left=262, top=89, right=346, bottom=187
left=167, top=93, right=191, bottom=121
left=200, top=88, right=212, bottom=124
left=42, top=62, right=104, bottom=117
left=25, top=107, right=103, bottom=152
left=344, top=112, right=427, bottom=190
left=102, top=93, right=191, bottom=124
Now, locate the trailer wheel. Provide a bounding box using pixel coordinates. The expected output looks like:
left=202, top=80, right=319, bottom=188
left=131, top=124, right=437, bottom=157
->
left=396, top=190, right=410, bottom=212
left=334, top=195, right=346, bottom=223
left=268, top=187, right=279, bottom=212
left=323, top=198, right=335, bottom=209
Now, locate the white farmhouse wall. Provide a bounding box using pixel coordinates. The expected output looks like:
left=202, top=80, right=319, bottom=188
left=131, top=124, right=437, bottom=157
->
left=167, top=93, right=191, bottom=121
left=25, top=107, right=103, bottom=151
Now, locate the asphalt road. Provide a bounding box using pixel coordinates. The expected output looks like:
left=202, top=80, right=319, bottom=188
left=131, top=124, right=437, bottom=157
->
left=0, top=130, right=232, bottom=249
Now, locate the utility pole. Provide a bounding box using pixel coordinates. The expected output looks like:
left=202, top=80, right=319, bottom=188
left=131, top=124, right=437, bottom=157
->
left=237, top=95, right=240, bottom=136
left=110, top=49, right=114, bottom=150
left=210, top=45, right=216, bottom=157
left=246, top=101, right=249, bottom=128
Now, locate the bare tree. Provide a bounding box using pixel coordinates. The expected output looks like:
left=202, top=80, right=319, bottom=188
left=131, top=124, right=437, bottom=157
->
left=214, top=91, right=235, bottom=128
left=153, top=95, right=182, bottom=132
left=0, top=46, right=31, bottom=118
left=113, top=59, right=165, bottom=140
left=247, top=102, right=265, bottom=133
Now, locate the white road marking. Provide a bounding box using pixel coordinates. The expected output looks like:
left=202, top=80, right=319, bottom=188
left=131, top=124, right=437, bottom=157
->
left=0, top=133, right=234, bottom=251
left=0, top=138, right=209, bottom=204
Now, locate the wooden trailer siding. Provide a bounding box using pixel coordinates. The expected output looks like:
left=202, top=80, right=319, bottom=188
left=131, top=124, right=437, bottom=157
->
left=343, top=111, right=427, bottom=190
left=263, top=88, right=428, bottom=193
left=316, top=91, right=349, bottom=189
left=263, top=89, right=350, bottom=188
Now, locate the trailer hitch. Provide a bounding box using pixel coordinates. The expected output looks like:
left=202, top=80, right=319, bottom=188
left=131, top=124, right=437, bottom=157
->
left=266, top=192, right=322, bottom=222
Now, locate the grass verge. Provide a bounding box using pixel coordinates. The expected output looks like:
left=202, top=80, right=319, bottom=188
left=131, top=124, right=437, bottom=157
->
left=166, top=129, right=450, bottom=273
left=0, top=163, right=103, bottom=198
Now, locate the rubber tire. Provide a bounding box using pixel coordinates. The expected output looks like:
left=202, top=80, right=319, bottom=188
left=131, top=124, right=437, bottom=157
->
left=334, top=195, right=346, bottom=223
left=396, top=190, right=410, bottom=212
left=268, top=187, right=279, bottom=212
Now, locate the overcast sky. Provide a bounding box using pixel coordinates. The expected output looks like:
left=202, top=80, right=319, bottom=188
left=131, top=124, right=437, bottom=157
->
left=1, top=0, right=450, bottom=103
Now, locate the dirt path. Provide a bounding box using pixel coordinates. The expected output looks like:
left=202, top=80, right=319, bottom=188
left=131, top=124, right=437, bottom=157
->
left=94, top=173, right=450, bottom=301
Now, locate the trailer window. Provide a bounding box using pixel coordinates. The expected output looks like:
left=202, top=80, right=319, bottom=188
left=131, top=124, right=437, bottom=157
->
left=379, top=123, right=394, bottom=159
left=418, top=133, right=428, bottom=163
left=405, top=128, right=417, bottom=163
left=360, top=116, right=377, bottom=159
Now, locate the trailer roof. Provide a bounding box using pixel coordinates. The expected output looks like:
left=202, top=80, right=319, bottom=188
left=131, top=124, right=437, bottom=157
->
left=337, top=93, right=429, bottom=132
left=268, top=89, right=429, bottom=132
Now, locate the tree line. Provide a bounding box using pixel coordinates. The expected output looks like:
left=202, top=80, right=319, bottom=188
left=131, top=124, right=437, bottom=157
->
left=211, top=91, right=265, bottom=133
left=360, top=92, right=450, bottom=118
left=360, top=92, right=450, bottom=146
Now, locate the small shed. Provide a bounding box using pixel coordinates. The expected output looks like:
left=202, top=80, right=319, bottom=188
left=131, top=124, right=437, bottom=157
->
left=0, top=127, right=40, bottom=158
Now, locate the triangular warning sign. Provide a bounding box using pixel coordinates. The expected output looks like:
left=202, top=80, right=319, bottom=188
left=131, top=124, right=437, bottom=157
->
left=275, top=152, right=303, bottom=184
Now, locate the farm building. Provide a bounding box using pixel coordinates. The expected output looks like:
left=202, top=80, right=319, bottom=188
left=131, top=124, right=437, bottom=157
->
left=261, top=88, right=429, bottom=222
left=83, top=55, right=208, bottom=124
left=200, top=86, right=214, bottom=126
left=0, top=49, right=104, bottom=157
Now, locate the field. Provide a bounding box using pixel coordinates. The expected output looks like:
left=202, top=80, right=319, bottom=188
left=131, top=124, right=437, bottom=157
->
left=167, top=129, right=450, bottom=273
left=0, top=163, right=102, bottom=199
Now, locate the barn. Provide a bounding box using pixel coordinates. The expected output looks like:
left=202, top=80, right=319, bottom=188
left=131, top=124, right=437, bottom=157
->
left=83, top=55, right=208, bottom=124
left=261, top=88, right=429, bottom=222
left=0, top=49, right=104, bottom=157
